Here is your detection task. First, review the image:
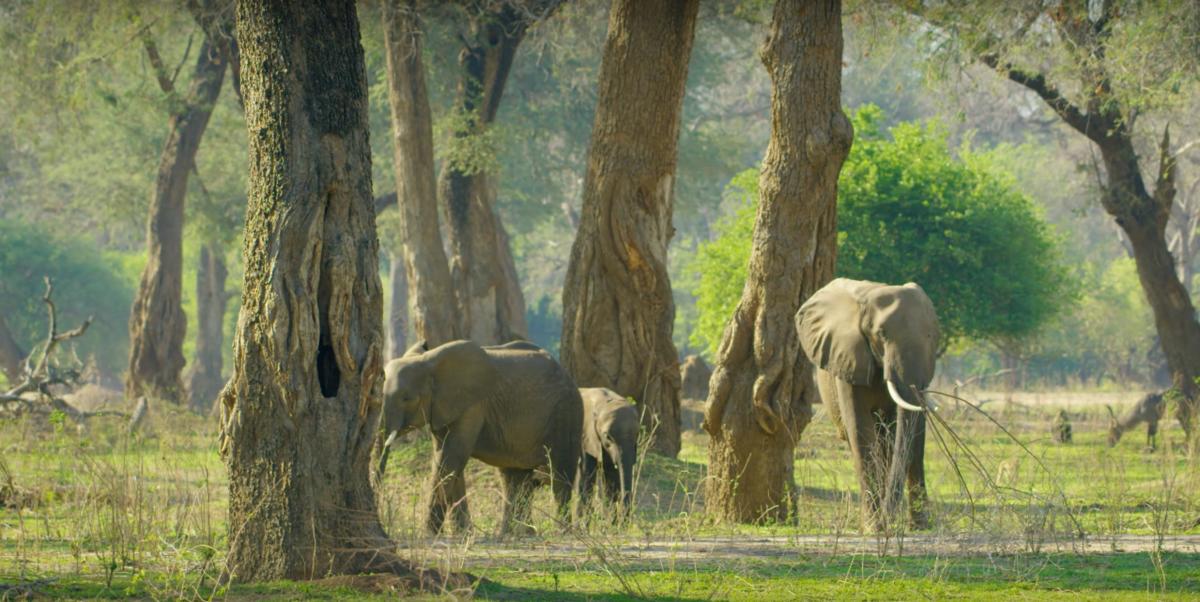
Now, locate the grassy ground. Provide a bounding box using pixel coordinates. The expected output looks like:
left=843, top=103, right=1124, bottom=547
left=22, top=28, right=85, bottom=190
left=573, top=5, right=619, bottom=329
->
left=2, top=391, right=1199, bottom=599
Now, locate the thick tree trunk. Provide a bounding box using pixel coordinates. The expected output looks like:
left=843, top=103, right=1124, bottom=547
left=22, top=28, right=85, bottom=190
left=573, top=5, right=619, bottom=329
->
left=187, top=242, right=228, bottom=413
left=703, top=0, right=852, bottom=523
left=560, top=0, right=698, bottom=458
left=126, top=39, right=226, bottom=404
left=437, top=3, right=536, bottom=344
left=0, top=314, right=25, bottom=383
left=220, top=0, right=411, bottom=582
left=1091, top=124, right=1199, bottom=436
left=386, top=251, right=408, bottom=359
left=381, top=0, right=459, bottom=347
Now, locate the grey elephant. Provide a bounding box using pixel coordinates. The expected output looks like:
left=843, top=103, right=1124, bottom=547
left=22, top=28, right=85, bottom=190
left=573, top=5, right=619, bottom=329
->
left=796, top=278, right=940, bottom=531
left=380, top=339, right=583, bottom=536
left=577, top=387, right=639, bottom=516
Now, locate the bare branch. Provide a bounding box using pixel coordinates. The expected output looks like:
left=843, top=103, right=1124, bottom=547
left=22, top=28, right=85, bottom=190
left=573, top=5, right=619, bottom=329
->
left=140, top=31, right=175, bottom=96
left=979, top=52, right=1103, bottom=142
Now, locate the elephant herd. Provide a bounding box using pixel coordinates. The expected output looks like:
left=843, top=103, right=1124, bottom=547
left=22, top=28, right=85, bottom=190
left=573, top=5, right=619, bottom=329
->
left=379, top=278, right=943, bottom=535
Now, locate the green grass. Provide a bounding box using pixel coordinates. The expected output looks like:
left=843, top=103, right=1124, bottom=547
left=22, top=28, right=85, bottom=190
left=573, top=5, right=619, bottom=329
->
left=2, top=394, right=1199, bottom=599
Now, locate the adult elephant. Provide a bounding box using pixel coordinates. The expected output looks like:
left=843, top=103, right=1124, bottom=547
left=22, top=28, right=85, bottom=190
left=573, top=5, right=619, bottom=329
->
left=796, top=278, right=940, bottom=531
left=578, top=387, right=639, bottom=517
left=380, top=339, right=582, bottom=536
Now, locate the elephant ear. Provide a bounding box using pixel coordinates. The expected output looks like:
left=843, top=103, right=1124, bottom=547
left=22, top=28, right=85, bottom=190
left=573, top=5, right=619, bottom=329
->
left=403, top=340, right=430, bottom=357
left=796, top=279, right=875, bottom=386
left=427, top=341, right=499, bottom=431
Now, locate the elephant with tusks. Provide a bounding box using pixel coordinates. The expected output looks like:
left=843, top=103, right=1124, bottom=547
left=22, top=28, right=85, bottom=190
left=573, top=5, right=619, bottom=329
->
left=797, top=278, right=941, bottom=532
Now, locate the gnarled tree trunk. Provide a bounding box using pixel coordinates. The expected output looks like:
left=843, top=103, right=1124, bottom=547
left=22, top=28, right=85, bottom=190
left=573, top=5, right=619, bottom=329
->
left=438, top=2, right=546, bottom=344
left=560, top=0, right=698, bottom=458
left=703, top=0, right=852, bottom=522
left=381, top=0, right=458, bottom=347
left=126, top=37, right=227, bottom=404
left=187, top=242, right=228, bottom=413
left=220, top=0, right=411, bottom=581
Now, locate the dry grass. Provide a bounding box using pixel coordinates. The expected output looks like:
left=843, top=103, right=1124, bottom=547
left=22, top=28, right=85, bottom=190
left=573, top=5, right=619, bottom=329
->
left=1, top=389, right=1198, bottom=599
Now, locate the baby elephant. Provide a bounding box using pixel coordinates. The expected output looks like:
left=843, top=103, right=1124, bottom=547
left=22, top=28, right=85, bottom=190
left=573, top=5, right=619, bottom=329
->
left=578, top=388, right=639, bottom=516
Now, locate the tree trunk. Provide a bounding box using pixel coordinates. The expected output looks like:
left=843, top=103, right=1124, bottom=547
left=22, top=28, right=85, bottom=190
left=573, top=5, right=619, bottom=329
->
left=0, top=313, right=25, bottom=383
left=703, top=0, right=852, bottom=523
left=220, top=0, right=410, bottom=581
left=126, top=38, right=227, bottom=404
left=386, top=251, right=408, bottom=359
left=1095, top=127, right=1199, bottom=436
left=437, top=3, right=538, bottom=344
left=560, top=0, right=698, bottom=458
left=1120, top=206, right=1200, bottom=435
left=381, top=0, right=459, bottom=347
left=187, top=242, right=228, bottom=413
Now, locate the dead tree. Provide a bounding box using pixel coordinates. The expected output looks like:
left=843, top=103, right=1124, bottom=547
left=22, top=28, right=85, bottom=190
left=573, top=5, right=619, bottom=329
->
left=1107, top=392, right=1166, bottom=451
left=0, top=278, right=127, bottom=424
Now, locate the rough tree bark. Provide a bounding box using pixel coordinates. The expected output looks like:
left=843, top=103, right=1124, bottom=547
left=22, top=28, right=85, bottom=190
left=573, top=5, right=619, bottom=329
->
left=976, top=4, right=1200, bottom=437
left=703, top=0, right=852, bottom=522
left=438, top=2, right=558, bottom=343
left=381, top=0, right=459, bottom=347
left=386, top=251, right=408, bottom=359
left=560, top=0, right=698, bottom=458
left=0, top=314, right=25, bottom=383
left=219, top=0, right=420, bottom=582
left=187, top=242, right=228, bottom=413
left=126, top=32, right=227, bottom=404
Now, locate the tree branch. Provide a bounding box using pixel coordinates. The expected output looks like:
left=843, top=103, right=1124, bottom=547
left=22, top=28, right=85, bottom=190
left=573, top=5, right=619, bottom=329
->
left=978, top=52, right=1103, bottom=142
left=140, top=31, right=176, bottom=96
left=1155, top=124, right=1178, bottom=213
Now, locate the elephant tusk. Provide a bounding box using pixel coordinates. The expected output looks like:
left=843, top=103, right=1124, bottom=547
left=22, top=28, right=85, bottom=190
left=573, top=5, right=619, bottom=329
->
left=384, top=430, right=398, bottom=448
left=887, top=380, right=925, bottom=412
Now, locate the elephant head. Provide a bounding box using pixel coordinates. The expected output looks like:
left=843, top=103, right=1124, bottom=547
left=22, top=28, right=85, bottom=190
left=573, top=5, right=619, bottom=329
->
left=382, top=340, right=500, bottom=437
left=797, top=278, right=940, bottom=411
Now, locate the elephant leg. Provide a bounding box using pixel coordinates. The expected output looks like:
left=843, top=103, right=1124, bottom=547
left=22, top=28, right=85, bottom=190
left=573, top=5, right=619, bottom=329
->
left=427, top=418, right=481, bottom=536
left=500, top=467, right=537, bottom=537
left=905, top=411, right=929, bottom=529
left=1147, top=421, right=1158, bottom=451
left=577, top=454, right=599, bottom=519
left=428, top=441, right=472, bottom=536
left=838, top=381, right=885, bottom=531
left=548, top=439, right=579, bottom=526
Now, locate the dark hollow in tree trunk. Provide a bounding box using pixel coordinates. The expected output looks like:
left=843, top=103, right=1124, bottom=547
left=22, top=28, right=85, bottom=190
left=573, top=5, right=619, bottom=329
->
left=220, top=0, right=432, bottom=583
left=126, top=37, right=227, bottom=404
left=560, top=0, right=698, bottom=458
left=703, top=0, right=853, bottom=523
left=381, top=0, right=459, bottom=347
left=437, top=2, right=540, bottom=344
